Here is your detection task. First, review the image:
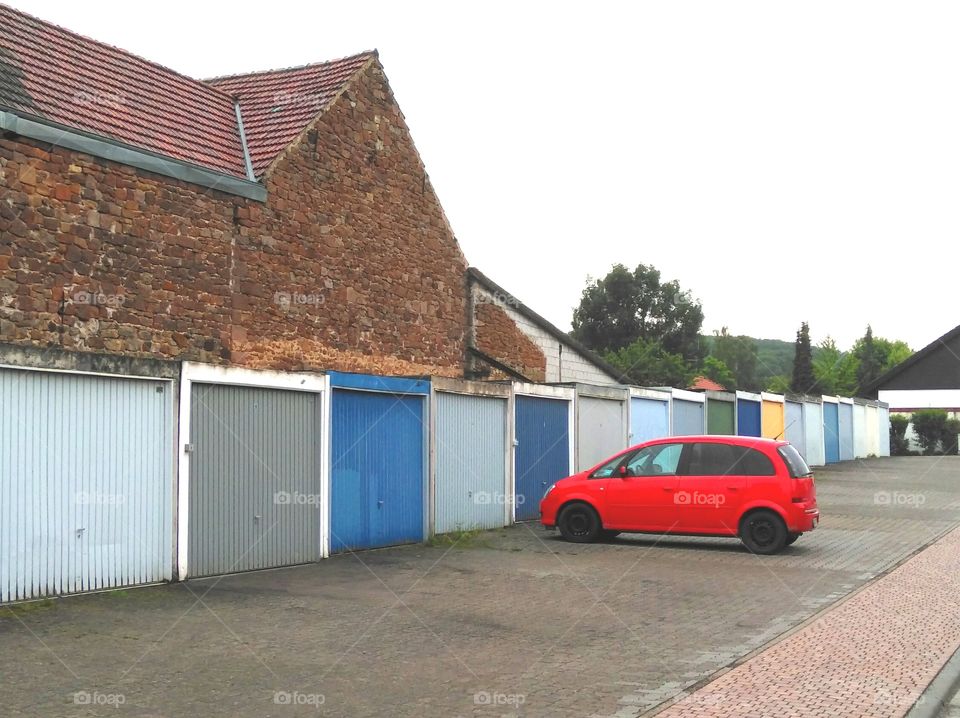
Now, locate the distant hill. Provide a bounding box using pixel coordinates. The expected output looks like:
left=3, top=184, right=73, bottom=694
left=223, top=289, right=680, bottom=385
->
left=700, top=335, right=820, bottom=386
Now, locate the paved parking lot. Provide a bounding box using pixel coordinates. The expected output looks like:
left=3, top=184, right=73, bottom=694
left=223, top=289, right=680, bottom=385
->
left=2, top=457, right=959, bottom=717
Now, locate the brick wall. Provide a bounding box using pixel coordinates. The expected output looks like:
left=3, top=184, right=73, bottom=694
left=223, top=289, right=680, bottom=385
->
left=0, top=60, right=469, bottom=377
left=473, top=295, right=546, bottom=382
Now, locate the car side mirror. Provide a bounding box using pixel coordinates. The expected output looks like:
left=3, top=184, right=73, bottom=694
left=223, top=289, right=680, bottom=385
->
left=618, top=465, right=630, bottom=478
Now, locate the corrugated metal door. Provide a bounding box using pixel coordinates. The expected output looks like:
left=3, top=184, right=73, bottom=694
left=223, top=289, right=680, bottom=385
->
left=785, top=401, right=805, bottom=458
left=878, top=407, right=891, bottom=456
left=867, top=405, right=880, bottom=456
left=189, top=384, right=321, bottom=577
left=331, top=389, right=425, bottom=552
left=630, top=397, right=670, bottom=443
left=803, top=402, right=826, bottom=466
left=435, top=392, right=507, bottom=533
left=839, top=403, right=854, bottom=461
left=737, top=400, right=762, bottom=437
left=853, top=404, right=868, bottom=458
left=761, top=401, right=785, bottom=439
left=515, top=396, right=569, bottom=521
left=672, top=399, right=704, bottom=436
left=577, top=396, right=626, bottom=471
left=706, top=399, right=735, bottom=435
left=823, top=402, right=840, bottom=464
left=1, top=368, right=172, bottom=602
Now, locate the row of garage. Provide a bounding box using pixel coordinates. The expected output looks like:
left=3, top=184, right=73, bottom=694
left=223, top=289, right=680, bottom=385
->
left=0, top=362, right=890, bottom=603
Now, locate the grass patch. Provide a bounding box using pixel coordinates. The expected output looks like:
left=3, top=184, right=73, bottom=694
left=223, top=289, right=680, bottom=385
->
left=3, top=598, right=56, bottom=616
left=425, top=528, right=491, bottom=549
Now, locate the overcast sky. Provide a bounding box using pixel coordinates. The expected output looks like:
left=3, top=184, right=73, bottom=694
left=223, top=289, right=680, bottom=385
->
left=10, top=1, right=960, bottom=350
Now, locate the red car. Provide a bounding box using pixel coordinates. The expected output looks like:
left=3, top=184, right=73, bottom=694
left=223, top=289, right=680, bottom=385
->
left=540, top=436, right=818, bottom=554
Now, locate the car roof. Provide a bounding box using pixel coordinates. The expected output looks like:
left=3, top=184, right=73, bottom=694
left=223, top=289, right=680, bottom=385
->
left=634, top=435, right=788, bottom=450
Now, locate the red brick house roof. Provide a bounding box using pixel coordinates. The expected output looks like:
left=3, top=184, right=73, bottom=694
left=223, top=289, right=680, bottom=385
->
left=0, top=3, right=371, bottom=180
left=208, top=55, right=375, bottom=176
left=690, top=375, right=725, bottom=391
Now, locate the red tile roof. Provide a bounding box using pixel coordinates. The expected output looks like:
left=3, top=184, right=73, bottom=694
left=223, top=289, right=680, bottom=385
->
left=0, top=3, right=247, bottom=177
left=690, top=375, right=726, bottom=391
left=208, top=54, right=374, bottom=176
left=0, top=3, right=371, bottom=180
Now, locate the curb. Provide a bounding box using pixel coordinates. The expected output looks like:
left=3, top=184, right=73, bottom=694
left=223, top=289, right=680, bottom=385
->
left=907, top=642, right=960, bottom=718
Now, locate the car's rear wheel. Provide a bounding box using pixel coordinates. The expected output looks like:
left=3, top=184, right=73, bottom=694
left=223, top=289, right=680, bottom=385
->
left=785, top=533, right=801, bottom=546
left=740, top=510, right=788, bottom=555
left=558, top=503, right=601, bottom=543
left=600, top=529, right=621, bottom=541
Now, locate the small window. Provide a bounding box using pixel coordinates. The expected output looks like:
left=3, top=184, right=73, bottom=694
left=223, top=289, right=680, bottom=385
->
left=625, top=443, right=683, bottom=476
left=778, top=444, right=812, bottom=478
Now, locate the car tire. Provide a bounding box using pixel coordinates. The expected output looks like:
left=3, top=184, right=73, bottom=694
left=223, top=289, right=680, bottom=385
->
left=557, top=503, right=601, bottom=543
left=600, top=529, right=621, bottom=541
left=785, top=533, right=801, bottom=546
left=740, top=510, right=788, bottom=555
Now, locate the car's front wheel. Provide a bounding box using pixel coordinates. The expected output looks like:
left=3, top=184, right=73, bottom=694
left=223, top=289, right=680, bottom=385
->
left=785, top=533, right=801, bottom=546
left=740, top=510, right=788, bottom=555
left=557, top=503, right=601, bottom=543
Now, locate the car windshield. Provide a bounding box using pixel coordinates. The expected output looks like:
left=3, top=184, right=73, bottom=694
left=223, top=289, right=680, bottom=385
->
left=778, top=444, right=812, bottom=477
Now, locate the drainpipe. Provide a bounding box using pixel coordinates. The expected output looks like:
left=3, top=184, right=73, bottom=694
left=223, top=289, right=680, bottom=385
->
left=233, top=100, right=256, bottom=182
left=558, top=343, right=563, bottom=382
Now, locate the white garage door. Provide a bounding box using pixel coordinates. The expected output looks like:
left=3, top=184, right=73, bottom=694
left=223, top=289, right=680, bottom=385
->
left=1, top=368, right=173, bottom=602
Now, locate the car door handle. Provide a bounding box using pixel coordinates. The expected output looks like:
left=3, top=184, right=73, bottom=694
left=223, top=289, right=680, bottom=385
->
left=727, top=487, right=739, bottom=491
left=662, top=487, right=674, bottom=492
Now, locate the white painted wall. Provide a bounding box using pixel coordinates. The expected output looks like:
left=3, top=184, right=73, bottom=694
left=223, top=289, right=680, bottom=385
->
left=473, top=285, right=619, bottom=385
left=878, top=389, right=960, bottom=411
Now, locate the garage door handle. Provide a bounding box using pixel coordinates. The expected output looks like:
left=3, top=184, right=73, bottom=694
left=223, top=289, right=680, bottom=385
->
left=377, top=500, right=384, bottom=508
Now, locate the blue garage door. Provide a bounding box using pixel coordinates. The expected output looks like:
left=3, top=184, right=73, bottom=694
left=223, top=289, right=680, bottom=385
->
left=823, top=402, right=840, bottom=464
left=330, top=375, right=428, bottom=553
left=785, top=401, right=805, bottom=458
left=737, top=400, right=762, bottom=437
left=839, top=402, right=854, bottom=461
left=672, top=399, right=704, bottom=436
left=630, top=396, right=670, bottom=444
left=515, top=395, right=570, bottom=521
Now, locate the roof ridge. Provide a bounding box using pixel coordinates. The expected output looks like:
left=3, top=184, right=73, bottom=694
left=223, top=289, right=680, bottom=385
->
left=204, top=50, right=378, bottom=84
left=0, top=2, right=236, bottom=103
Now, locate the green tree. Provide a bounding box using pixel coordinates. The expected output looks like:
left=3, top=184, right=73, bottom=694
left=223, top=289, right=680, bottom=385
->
left=940, top=418, right=960, bottom=456
left=889, top=414, right=911, bottom=455
left=855, top=325, right=884, bottom=392
left=701, top=356, right=736, bottom=390
left=813, top=338, right=859, bottom=396
left=911, top=409, right=948, bottom=455
left=765, top=375, right=791, bottom=393
left=711, top=328, right=760, bottom=391
left=605, top=338, right=693, bottom=388
left=572, top=263, right=704, bottom=360
left=790, top=322, right=817, bottom=394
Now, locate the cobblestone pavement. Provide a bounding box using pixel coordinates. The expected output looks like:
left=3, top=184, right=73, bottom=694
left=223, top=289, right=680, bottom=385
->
left=1, top=457, right=958, bottom=718
left=653, top=525, right=960, bottom=718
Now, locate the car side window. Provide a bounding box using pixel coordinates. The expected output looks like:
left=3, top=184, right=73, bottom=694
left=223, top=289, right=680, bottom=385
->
left=684, top=443, right=739, bottom=476
left=737, top=447, right=776, bottom=476
left=683, top=443, right=776, bottom=476
left=590, top=451, right=636, bottom=479
left=626, top=443, right=683, bottom=477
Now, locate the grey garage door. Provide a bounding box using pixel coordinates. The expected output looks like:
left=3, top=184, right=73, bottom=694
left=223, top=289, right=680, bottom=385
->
left=577, top=396, right=627, bottom=472
left=188, top=383, right=322, bottom=577
left=434, top=391, right=509, bottom=534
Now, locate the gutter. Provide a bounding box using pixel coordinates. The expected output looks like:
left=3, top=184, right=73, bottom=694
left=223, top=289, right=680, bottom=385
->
left=0, top=109, right=267, bottom=202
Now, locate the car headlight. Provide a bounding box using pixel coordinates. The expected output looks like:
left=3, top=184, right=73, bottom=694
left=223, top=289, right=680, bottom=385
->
left=542, top=483, right=556, bottom=498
